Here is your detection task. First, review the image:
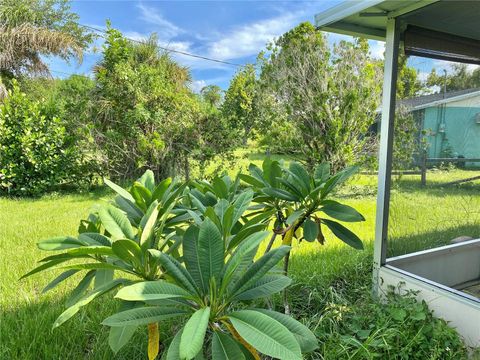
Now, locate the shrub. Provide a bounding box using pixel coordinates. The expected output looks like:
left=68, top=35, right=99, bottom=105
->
left=0, top=82, right=94, bottom=195
left=315, top=287, right=468, bottom=359
left=22, top=170, right=318, bottom=359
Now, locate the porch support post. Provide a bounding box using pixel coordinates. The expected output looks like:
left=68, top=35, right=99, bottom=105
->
left=373, top=17, right=400, bottom=296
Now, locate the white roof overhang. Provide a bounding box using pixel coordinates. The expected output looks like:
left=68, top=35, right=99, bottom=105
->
left=315, top=0, right=480, bottom=40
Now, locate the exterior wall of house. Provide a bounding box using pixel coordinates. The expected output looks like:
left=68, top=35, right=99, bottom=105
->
left=421, top=96, right=480, bottom=167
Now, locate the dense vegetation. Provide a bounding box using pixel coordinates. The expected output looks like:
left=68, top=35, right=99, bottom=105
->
left=1, top=0, right=451, bottom=196
left=2, top=167, right=476, bottom=359
left=1, top=1, right=479, bottom=359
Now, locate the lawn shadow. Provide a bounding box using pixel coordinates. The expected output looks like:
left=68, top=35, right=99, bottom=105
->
left=387, top=223, right=480, bottom=257
left=1, top=292, right=176, bottom=359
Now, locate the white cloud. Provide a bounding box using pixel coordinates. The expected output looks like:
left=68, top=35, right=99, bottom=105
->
left=190, top=80, right=207, bottom=93
left=432, top=59, right=479, bottom=74
left=369, top=40, right=385, bottom=59
left=205, top=12, right=305, bottom=60
left=418, top=71, right=429, bottom=82
left=136, top=3, right=183, bottom=40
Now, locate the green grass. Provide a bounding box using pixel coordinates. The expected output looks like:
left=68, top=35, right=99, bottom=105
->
left=1, top=167, right=479, bottom=359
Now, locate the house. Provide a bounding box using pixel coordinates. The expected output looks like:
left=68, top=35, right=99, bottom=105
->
left=401, top=88, right=480, bottom=166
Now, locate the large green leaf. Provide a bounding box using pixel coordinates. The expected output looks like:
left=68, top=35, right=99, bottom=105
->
left=78, top=233, right=112, bottom=247
left=212, top=331, right=245, bottom=360
left=213, top=177, right=229, bottom=198
left=321, top=165, right=359, bottom=198
left=320, top=200, right=365, bottom=222
left=166, top=327, right=183, bottom=360
left=102, top=306, right=188, bottom=327
left=114, top=196, right=143, bottom=225
left=94, top=268, right=114, bottom=288
left=302, top=218, right=319, bottom=242
left=227, top=223, right=266, bottom=251
left=288, top=162, right=311, bottom=193
left=221, top=231, right=268, bottom=288
left=60, top=263, right=135, bottom=275
left=183, top=225, right=205, bottom=292
left=262, top=188, right=299, bottom=202
left=152, top=177, right=172, bottom=201
left=238, top=174, right=264, bottom=188
left=254, top=309, right=318, bottom=353
left=150, top=250, right=198, bottom=295
left=67, top=246, right=114, bottom=257
left=104, top=178, right=135, bottom=203
left=139, top=201, right=159, bottom=245
left=42, top=269, right=79, bottom=293
left=98, top=206, right=135, bottom=240
left=322, top=219, right=363, bottom=249
left=314, top=163, right=331, bottom=183
left=227, top=310, right=301, bottom=359
left=180, top=307, right=210, bottom=360
left=20, top=258, right=70, bottom=279
left=197, top=218, right=224, bottom=292
left=138, top=170, right=155, bottom=192
left=115, top=280, right=190, bottom=301
left=112, top=239, right=143, bottom=267
left=66, top=270, right=96, bottom=307
left=247, top=164, right=266, bottom=186
left=53, top=279, right=127, bottom=328
left=132, top=181, right=153, bottom=206
left=37, top=236, right=84, bottom=251
left=229, top=246, right=291, bottom=297
left=232, top=190, right=253, bottom=225
left=234, top=275, right=291, bottom=301
left=262, top=158, right=282, bottom=188
left=108, top=301, right=140, bottom=354
left=109, top=325, right=137, bottom=354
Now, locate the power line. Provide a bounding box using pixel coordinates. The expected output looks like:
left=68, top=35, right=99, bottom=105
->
left=79, top=24, right=243, bottom=68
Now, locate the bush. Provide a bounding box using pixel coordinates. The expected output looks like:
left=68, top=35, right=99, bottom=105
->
left=0, top=82, right=95, bottom=195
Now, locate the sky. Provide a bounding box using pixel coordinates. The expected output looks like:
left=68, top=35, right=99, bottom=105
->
left=47, top=0, right=472, bottom=92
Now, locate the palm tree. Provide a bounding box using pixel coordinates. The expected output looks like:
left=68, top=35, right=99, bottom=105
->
left=0, top=0, right=91, bottom=80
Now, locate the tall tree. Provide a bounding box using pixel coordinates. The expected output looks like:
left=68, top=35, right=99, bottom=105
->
left=0, top=0, right=92, bottom=79
left=200, top=84, right=222, bottom=108
left=259, top=22, right=382, bottom=171
left=222, top=64, right=258, bottom=145
left=427, top=64, right=480, bottom=92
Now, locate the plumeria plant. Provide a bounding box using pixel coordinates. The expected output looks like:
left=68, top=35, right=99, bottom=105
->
left=102, top=218, right=318, bottom=359
left=241, top=159, right=365, bottom=312
left=21, top=171, right=190, bottom=353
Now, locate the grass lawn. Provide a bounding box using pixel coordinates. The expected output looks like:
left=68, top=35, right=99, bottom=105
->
left=1, top=167, right=479, bottom=359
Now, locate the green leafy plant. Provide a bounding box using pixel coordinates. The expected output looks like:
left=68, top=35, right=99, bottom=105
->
left=0, top=81, right=94, bottom=195
left=241, top=159, right=365, bottom=312
left=102, top=218, right=318, bottom=359
left=21, top=171, right=190, bottom=351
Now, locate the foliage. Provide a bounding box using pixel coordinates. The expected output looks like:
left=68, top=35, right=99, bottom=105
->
left=396, top=52, right=425, bottom=99
left=0, top=81, right=93, bottom=195
left=91, top=25, right=233, bottom=181
left=8, top=168, right=476, bottom=358
left=427, top=63, right=480, bottom=92
left=0, top=0, right=92, bottom=79
left=200, top=85, right=223, bottom=108
left=222, top=64, right=259, bottom=145
left=102, top=218, right=318, bottom=359
left=21, top=170, right=193, bottom=355
left=21, top=169, right=319, bottom=358
left=241, top=157, right=365, bottom=312
left=315, top=287, right=468, bottom=359
left=258, top=22, right=382, bottom=171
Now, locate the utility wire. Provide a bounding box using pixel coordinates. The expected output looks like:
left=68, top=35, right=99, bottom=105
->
left=79, top=23, right=243, bottom=67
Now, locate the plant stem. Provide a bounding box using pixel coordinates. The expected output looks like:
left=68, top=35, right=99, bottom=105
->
left=283, top=251, right=291, bottom=315
left=264, top=231, right=277, bottom=254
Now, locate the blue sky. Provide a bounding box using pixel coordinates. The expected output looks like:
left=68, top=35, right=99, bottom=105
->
left=48, top=0, right=456, bottom=92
